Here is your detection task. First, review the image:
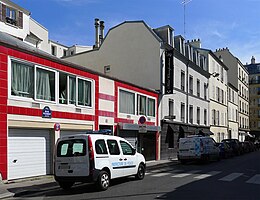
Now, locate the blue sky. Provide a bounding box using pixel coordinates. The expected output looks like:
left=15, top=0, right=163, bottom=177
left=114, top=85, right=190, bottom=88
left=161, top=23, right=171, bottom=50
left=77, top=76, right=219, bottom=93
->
left=12, top=0, right=260, bottom=64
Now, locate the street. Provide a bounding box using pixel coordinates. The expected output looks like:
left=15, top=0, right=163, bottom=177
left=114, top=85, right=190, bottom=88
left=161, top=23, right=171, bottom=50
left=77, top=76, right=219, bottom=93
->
left=9, top=151, right=260, bottom=200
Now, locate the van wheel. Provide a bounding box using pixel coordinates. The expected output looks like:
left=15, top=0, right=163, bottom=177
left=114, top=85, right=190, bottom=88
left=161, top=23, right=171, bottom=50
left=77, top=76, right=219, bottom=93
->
left=135, top=164, right=145, bottom=180
left=97, top=171, right=110, bottom=191
left=59, top=181, right=74, bottom=190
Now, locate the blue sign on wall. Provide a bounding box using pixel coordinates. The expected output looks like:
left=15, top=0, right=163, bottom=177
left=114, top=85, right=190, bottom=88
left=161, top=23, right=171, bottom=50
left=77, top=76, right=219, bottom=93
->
left=42, top=106, right=52, bottom=118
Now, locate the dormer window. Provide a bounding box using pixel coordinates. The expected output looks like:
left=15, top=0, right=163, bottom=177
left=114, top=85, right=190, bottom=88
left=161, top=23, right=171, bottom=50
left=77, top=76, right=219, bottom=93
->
left=1, top=3, right=23, bottom=28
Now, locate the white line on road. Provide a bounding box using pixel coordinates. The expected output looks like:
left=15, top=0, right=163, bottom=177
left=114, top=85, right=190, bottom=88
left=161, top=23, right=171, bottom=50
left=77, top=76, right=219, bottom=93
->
left=172, top=170, right=201, bottom=178
left=194, top=171, right=221, bottom=179
left=151, top=173, right=172, bottom=177
left=219, top=173, right=243, bottom=182
left=246, top=174, right=260, bottom=185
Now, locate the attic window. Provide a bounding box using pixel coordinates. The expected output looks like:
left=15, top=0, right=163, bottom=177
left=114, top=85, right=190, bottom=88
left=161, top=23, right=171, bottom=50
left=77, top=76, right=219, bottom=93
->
left=1, top=3, right=23, bottom=28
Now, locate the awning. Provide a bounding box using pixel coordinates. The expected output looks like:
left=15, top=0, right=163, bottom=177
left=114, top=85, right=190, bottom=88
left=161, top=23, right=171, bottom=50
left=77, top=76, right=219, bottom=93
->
left=119, top=123, right=161, bottom=132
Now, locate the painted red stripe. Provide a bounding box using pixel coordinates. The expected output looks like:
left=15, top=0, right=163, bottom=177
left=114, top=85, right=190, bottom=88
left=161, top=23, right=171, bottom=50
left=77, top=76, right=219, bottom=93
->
left=99, top=93, right=115, bottom=101
left=98, top=110, right=115, bottom=118
left=117, top=118, right=134, bottom=124
left=7, top=106, right=94, bottom=121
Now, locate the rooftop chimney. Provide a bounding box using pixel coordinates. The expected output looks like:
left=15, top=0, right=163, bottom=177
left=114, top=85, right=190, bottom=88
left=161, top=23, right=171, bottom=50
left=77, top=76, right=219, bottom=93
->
left=94, top=18, right=100, bottom=48
left=99, top=21, right=105, bottom=46
left=251, top=56, right=256, bottom=64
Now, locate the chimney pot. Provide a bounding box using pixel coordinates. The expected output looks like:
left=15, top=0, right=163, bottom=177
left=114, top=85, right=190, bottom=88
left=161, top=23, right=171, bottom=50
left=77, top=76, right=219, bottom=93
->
left=251, top=56, right=256, bottom=64
left=94, top=18, right=100, bottom=48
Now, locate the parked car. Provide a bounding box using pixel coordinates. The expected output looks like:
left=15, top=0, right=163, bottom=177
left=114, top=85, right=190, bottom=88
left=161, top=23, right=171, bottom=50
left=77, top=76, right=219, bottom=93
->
left=221, top=139, right=241, bottom=156
left=54, top=131, right=146, bottom=190
left=178, top=135, right=220, bottom=164
left=218, top=142, right=233, bottom=159
left=244, top=141, right=256, bottom=152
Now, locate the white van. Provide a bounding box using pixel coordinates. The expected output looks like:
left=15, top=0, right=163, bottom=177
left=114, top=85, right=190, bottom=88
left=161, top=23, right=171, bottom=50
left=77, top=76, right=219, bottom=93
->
left=178, top=135, right=220, bottom=164
left=54, top=132, right=146, bottom=190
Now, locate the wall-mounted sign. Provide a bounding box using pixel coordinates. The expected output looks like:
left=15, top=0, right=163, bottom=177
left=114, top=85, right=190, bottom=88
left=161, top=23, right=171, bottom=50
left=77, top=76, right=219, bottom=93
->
left=165, top=50, right=174, bottom=94
left=54, top=123, right=60, bottom=131
left=42, top=106, right=52, bottom=118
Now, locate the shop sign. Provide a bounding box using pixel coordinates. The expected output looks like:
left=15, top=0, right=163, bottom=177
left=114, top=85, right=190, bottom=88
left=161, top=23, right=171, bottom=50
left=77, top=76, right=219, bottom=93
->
left=42, top=106, right=52, bottom=118
left=165, top=50, right=174, bottom=94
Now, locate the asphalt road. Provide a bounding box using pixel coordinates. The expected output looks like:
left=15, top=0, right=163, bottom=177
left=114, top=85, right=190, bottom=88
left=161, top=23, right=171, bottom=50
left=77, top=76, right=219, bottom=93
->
left=10, top=150, right=260, bottom=200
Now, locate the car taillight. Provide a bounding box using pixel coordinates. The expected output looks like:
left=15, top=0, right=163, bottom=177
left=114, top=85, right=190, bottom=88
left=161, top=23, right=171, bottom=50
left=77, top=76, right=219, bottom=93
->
left=88, top=135, right=94, bottom=174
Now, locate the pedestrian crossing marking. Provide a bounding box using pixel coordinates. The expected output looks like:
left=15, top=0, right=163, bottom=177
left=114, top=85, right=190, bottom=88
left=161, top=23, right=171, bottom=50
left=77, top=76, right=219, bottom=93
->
left=172, top=170, right=201, bottom=178
left=219, top=173, right=243, bottom=182
left=194, top=171, right=221, bottom=179
left=246, top=174, right=260, bottom=185
left=152, top=172, right=172, bottom=177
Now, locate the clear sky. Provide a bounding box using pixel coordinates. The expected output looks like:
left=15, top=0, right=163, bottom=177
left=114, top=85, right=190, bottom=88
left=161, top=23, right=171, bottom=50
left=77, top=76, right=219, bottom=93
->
left=11, top=0, right=260, bottom=64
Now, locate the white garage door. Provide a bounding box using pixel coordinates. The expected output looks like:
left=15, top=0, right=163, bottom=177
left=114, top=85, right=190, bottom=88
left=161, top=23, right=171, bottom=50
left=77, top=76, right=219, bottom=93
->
left=60, top=130, right=88, bottom=138
left=8, top=129, right=51, bottom=180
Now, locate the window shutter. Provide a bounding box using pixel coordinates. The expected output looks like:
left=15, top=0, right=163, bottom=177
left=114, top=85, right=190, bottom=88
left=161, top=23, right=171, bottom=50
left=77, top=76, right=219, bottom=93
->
left=18, top=11, right=23, bottom=28
left=1, top=4, right=6, bottom=22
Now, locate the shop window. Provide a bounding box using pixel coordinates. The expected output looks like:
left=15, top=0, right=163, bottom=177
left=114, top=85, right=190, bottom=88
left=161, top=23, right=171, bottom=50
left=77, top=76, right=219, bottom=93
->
left=119, top=89, right=135, bottom=114
left=36, top=67, right=56, bottom=101
left=78, top=78, right=92, bottom=107
left=59, top=72, right=67, bottom=104
left=11, top=61, right=34, bottom=98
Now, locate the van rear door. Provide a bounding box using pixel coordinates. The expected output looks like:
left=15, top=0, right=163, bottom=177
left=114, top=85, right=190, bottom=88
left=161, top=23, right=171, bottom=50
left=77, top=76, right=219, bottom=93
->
left=55, top=137, right=89, bottom=177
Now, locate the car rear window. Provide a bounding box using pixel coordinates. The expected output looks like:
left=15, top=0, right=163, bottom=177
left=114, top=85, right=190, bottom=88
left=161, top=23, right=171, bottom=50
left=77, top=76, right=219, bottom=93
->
left=57, top=139, right=86, bottom=157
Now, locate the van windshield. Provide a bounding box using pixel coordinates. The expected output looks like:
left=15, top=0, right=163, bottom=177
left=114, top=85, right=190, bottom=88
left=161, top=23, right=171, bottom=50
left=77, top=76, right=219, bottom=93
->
left=57, top=139, right=86, bottom=157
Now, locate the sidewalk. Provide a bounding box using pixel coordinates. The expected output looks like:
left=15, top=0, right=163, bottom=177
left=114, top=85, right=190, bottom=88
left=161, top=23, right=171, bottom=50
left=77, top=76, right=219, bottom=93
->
left=0, top=159, right=179, bottom=199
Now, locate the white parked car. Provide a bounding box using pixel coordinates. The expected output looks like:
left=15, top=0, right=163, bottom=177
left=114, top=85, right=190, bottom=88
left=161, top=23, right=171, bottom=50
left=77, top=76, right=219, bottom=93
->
left=54, top=132, right=146, bottom=190
left=178, top=135, right=220, bottom=164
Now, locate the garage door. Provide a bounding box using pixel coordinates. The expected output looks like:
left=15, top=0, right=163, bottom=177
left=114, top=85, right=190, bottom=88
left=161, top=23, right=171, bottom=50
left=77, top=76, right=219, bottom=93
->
left=8, top=129, right=51, bottom=180
left=60, top=130, right=88, bottom=138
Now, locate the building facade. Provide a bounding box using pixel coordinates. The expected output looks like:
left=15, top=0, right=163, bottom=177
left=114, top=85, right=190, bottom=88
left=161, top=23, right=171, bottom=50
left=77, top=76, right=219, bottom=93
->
left=215, top=48, right=250, bottom=141
left=63, top=21, right=212, bottom=160
left=0, top=32, right=159, bottom=181
left=245, top=56, right=260, bottom=138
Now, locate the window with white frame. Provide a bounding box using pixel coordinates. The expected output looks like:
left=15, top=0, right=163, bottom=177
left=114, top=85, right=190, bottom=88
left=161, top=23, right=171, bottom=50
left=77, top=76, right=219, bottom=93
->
left=35, top=67, right=56, bottom=102
left=197, top=107, right=200, bottom=124
left=119, top=89, right=135, bottom=114
left=204, top=109, right=207, bottom=125
left=11, top=61, right=34, bottom=98
left=197, top=79, right=200, bottom=97
left=137, top=94, right=147, bottom=115
left=10, top=59, right=93, bottom=106
left=189, top=105, right=193, bottom=124
left=181, top=71, right=185, bottom=91
left=189, top=75, right=193, bottom=95
left=148, top=98, right=155, bottom=117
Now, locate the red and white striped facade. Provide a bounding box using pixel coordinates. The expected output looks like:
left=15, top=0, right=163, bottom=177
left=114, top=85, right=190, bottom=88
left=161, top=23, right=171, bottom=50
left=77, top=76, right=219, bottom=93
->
left=0, top=41, right=159, bottom=180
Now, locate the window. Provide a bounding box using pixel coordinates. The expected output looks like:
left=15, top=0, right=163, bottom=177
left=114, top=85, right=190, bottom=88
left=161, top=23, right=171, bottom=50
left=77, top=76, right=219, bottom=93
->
left=189, top=105, right=193, bottom=124
left=212, top=109, right=216, bottom=125
left=189, top=75, right=193, bottom=95
left=197, top=79, right=200, bottom=97
left=216, top=110, right=220, bottom=125
left=11, top=61, right=34, bottom=98
left=197, top=107, right=200, bottom=124
left=57, top=139, right=86, bottom=157
left=120, top=141, right=135, bottom=155
left=95, top=140, right=108, bottom=154
left=204, top=109, right=207, bottom=125
left=181, top=71, right=185, bottom=91
left=107, top=140, right=120, bottom=155
left=119, top=90, right=135, bottom=114
left=138, top=94, right=147, bottom=115
left=78, top=78, right=92, bottom=106
left=36, top=67, right=56, bottom=101
left=63, top=49, right=67, bottom=57
left=69, top=76, right=76, bottom=105
left=59, top=72, right=67, bottom=104
left=51, top=45, right=57, bottom=56
left=169, top=99, right=174, bottom=116
left=204, top=83, right=207, bottom=100
left=148, top=98, right=155, bottom=117
left=181, top=103, right=185, bottom=122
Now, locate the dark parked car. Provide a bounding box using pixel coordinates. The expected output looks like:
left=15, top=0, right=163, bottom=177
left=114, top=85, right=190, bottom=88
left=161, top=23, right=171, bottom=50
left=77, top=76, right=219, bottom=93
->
left=218, top=142, right=233, bottom=159
left=221, top=139, right=241, bottom=156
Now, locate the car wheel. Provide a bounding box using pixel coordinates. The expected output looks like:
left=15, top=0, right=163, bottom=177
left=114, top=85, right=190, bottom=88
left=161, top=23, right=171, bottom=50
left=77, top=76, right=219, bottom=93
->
left=97, top=171, right=110, bottom=191
left=59, top=181, right=74, bottom=190
left=135, top=164, right=145, bottom=180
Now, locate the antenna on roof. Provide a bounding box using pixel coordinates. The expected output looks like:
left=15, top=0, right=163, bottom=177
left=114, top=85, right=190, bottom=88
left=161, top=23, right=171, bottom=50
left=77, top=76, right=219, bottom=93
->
left=181, top=0, right=192, bottom=39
